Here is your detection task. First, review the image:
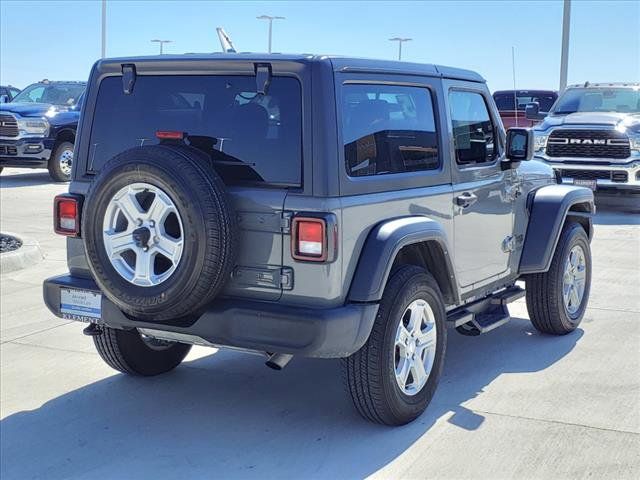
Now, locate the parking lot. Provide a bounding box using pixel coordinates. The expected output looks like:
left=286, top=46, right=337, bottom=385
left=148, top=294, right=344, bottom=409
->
left=1, top=168, right=639, bottom=479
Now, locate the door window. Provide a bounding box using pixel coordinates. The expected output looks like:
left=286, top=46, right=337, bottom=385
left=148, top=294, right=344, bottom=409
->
left=449, top=91, right=497, bottom=165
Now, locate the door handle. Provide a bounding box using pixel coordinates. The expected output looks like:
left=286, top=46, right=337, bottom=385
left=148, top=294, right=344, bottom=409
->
left=456, top=192, right=478, bottom=208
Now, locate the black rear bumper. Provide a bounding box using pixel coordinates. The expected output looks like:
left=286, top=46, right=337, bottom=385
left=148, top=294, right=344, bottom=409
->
left=43, top=274, right=378, bottom=358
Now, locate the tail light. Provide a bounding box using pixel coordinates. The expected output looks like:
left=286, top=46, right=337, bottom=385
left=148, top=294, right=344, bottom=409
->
left=54, top=194, right=83, bottom=236
left=291, top=217, right=328, bottom=262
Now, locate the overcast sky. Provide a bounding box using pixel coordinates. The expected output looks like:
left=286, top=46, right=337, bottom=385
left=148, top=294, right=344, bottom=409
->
left=1, top=0, right=638, bottom=91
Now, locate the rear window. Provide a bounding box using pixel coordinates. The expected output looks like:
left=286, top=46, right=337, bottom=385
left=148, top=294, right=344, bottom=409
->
left=493, top=91, right=557, bottom=112
left=342, top=84, right=439, bottom=177
left=88, top=75, right=302, bottom=186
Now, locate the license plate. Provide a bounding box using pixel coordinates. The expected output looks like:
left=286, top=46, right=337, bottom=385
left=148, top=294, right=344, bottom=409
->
left=573, top=179, right=597, bottom=191
left=60, top=288, right=102, bottom=323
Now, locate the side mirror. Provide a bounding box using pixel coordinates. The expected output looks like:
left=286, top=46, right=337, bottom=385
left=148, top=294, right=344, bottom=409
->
left=525, top=102, right=546, bottom=120
left=505, top=128, right=534, bottom=162
left=0, top=95, right=8, bottom=103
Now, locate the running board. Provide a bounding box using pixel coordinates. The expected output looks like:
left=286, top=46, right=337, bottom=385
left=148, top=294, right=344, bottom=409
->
left=447, top=286, right=524, bottom=336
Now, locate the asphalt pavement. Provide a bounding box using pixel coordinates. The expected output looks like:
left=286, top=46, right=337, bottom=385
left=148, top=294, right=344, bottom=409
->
left=1, top=168, right=639, bottom=479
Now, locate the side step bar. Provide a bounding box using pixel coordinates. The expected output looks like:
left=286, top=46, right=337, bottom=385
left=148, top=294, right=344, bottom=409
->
left=447, top=286, right=525, bottom=336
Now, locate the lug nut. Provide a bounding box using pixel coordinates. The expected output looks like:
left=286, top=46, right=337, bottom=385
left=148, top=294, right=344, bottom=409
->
left=154, top=236, right=159, bottom=243
left=149, top=220, right=155, bottom=227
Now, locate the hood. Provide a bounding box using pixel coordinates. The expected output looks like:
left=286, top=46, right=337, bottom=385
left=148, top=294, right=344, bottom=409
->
left=538, top=111, right=640, bottom=130
left=0, top=102, right=69, bottom=118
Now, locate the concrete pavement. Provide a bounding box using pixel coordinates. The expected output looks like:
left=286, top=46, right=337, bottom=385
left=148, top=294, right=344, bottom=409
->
left=1, top=168, right=639, bottom=479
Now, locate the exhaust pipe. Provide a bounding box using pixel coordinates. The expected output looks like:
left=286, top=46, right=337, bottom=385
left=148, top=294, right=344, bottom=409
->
left=265, top=353, right=293, bottom=370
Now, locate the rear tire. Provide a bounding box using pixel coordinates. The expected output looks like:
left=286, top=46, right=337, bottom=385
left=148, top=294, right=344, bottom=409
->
left=343, top=265, right=447, bottom=426
left=526, top=222, right=591, bottom=335
left=93, top=326, right=191, bottom=376
left=48, top=141, right=74, bottom=182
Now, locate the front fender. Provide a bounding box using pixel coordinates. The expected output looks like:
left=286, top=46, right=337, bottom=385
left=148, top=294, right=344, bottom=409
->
left=519, top=184, right=594, bottom=274
left=348, top=216, right=457, bottom=303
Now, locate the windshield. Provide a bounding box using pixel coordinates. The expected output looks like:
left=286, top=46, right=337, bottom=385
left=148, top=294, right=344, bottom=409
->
left=494, top=91, right=557, bottom=112
left=552, top=87, right=640, bottom=114
left=12, top=83, right=85, bottom=106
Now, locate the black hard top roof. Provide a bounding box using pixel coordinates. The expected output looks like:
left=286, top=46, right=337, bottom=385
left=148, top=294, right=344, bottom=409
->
left=97, top=53, right=485, bottom=83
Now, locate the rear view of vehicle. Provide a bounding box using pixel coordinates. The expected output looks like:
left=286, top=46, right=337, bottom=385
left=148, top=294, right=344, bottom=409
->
left=529, top=83, right=640, bottom=196
left=493, top=89, right=557, bottom=129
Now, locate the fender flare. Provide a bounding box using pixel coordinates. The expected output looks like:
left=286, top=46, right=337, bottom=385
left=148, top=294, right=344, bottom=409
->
left=348, top=216, right=458, bottom=303
left=519, top=184, right=594, bottom=274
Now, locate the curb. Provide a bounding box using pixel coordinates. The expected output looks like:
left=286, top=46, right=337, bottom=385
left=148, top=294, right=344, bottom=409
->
left=0, top=233, right=44, bottom=274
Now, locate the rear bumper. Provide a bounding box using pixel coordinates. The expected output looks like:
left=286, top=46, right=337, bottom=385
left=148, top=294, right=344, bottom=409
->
left=43, top=274, right=378, bottom=358
left=0, top=137, right=53, bottom=168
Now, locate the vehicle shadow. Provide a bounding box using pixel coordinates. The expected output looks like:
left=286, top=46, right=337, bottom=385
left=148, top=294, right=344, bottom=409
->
left=0, top=318, right=582, bottom=479
left=0, top=171, right=60, bottom=188
left=593, top=204, right=640, bottom=225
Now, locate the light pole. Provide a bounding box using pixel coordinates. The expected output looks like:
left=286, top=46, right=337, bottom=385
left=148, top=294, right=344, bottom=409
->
left=151, top=39, right=173, bottom=55
left=559, top=0, right=571, bottom=91
left=389, top=37, right=412, bottom=61
left=257, top=15, right=285, bottom=53
left=101, top=0, right=106, bottom=58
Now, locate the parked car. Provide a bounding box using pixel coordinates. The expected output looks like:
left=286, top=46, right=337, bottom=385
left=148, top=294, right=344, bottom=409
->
left=43, top=54, right=594, bottom=426
left=493, top=89, right=558, bottom=128
left=528, top=82, right=640, bottom=195
left=0, top=85, right=21, bottom=103
left=0, top=80, right=86, bottom=181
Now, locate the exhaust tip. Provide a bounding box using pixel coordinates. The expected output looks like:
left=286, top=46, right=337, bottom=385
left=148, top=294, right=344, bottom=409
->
left=265, top=353, right=293, bottom=370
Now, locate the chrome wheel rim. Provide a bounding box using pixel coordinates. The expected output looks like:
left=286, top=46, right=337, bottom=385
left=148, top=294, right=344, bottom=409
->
left=394, top=299, right=438, bottom=396
left=102, top=182, right=184, bottom=287
left=59, top=148, right=73, bottom=176
left=562, top=245, right=587, bottom=315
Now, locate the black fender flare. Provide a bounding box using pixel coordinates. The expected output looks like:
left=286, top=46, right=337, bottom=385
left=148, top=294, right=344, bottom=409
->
left=519, top=184, right=594, bottom=274
left=348, top=216, right=459, bottom=303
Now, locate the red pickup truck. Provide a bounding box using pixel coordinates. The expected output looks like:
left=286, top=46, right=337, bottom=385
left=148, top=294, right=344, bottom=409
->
left=493, top=90, right=557, bottom=129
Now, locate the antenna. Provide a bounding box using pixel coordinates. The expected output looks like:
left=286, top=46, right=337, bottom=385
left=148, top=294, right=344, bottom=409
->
left=216, top=27, right=236, bottom=53
left=512, top=46, right=518, bottom=127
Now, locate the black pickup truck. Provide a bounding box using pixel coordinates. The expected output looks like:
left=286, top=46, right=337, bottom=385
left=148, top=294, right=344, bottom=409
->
left=0, top=80, right=85, bottom=181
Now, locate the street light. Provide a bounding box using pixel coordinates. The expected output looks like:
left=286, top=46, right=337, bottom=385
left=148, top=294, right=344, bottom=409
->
left=256, top=15, right=285, bottom=53
left=151, top=39, right=173, bottom=55
left=389, top=37, right=412, bottom=61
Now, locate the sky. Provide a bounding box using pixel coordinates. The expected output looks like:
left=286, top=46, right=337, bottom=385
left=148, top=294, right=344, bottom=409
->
left=1, top=0, right=638, bottom=91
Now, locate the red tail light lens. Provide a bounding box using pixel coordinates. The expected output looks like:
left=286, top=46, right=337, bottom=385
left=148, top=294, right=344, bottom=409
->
left=292, top=217, right=327, bottom=261
left=54, top=194, right=82, bottom=236
left=155, top=130, right=185, bottom=140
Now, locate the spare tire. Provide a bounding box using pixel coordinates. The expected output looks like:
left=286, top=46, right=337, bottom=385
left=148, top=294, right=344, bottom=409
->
left=82, top=145, right=236, bottom=321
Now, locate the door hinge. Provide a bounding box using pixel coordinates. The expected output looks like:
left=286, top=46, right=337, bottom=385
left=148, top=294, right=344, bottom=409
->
left=502, top=235, right=516, bottom=253
left=280, top=211, right=293, bottom=234
left=279, top=267, right=294, bottom=290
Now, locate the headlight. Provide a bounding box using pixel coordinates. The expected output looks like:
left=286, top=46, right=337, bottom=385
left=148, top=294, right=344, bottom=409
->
left=534, top=133, right=548, bottom=152
left=629, top=134, right=640, bottom=152
left=17, top=118, right=50, bottom=136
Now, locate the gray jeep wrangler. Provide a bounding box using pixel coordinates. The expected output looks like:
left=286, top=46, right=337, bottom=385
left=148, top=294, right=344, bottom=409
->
left=43, top=54, right=594, bottom=425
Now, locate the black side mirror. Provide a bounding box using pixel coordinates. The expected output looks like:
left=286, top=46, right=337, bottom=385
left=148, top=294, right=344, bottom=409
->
left=525, top=102, right=546, bottom=120
left=505, top=128, right=534, bottom=162
left=0, top=95, right=8, bottom=103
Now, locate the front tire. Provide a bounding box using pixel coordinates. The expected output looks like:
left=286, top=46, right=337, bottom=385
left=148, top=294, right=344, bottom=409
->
left=343, top=265, right=447, bottom=425
left=526, top=222, right=591, bottom=335
left=93, top=326, right=191, bottom=376
left=48, top=141, right=74, bottom=182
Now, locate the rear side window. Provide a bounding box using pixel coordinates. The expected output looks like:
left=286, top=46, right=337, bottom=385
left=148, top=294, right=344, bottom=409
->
left=449, top=90, right=497, bottom=165
left=88, top=75, right=302, bottom=186
left=342, top=84, right=439, bottom=177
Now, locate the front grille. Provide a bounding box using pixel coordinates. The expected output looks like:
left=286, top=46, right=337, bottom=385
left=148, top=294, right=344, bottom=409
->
left=0, top=144, right=18, bottom=156
left=0, top=114, right=18, bottom=137
left=561, top=169, right=611, bottom=180
left=547, top=129, right=630, bottom=159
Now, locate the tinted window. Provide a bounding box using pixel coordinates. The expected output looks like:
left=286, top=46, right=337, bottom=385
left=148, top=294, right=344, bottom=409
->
left=552, top=87, right=640, bottom=114
left=449, top=91, right=496, bottom=165
left=88, top=75, right=302, bottom=186
left=493, top=91, right=557, bottom=112
left=342, top=84, right=439, bottom=177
